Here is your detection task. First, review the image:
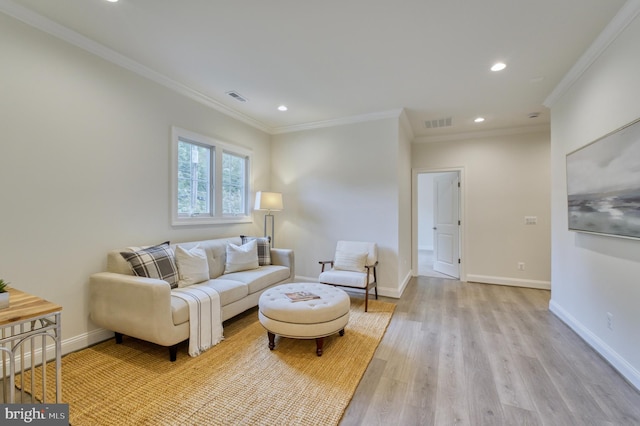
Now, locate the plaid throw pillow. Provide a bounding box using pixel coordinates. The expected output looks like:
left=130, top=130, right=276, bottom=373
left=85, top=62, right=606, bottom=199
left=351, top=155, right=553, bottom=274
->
left=240, top=235, right=271, bottom=266
left=120, top=242, right=179, bottom=288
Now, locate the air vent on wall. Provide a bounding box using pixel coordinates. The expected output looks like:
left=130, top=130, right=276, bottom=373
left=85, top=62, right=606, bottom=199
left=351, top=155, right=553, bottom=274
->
left=425, top=117, right=452, bottom=129
left=226, top=91, right=248, bottom=102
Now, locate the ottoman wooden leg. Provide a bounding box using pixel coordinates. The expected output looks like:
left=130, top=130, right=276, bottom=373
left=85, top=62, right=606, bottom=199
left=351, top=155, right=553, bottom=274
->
left=315, top=337, right=324, bottom=356
left=339, top=329, right=345, bottom=336
left=267, top=332, right=275, bottom=350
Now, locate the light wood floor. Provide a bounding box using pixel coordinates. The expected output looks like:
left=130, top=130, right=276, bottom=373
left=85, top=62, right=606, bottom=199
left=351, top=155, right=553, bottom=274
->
left=340, top=276, right=640, bottom=426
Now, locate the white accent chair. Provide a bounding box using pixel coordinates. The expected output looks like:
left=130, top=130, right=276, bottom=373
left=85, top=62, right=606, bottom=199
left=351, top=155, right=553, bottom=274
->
left=319, top=241, right=378, bottom=311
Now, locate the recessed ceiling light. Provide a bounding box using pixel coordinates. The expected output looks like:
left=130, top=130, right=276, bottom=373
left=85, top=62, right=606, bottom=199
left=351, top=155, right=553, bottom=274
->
left=277, top=105, right=288, bottom=112
left=105, top=0, right=118, bottom=2
left=474, top=117, right=485, bottom=123
left=491, top=62, right=507, bottom=72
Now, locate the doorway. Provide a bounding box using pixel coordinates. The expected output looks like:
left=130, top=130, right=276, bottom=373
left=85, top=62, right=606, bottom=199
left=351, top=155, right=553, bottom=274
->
left=414, top=169, right=463, bottom=279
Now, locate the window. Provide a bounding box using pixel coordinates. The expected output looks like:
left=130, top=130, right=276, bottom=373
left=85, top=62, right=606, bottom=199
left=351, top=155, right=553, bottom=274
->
left=222, top=151, right=247, bottom=215
left=171, top=127, right=251, bottom=225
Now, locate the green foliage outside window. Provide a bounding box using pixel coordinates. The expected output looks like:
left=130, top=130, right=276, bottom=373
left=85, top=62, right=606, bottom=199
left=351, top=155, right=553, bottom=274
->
left=178, top=140, right=211, bottom=215
left=173, top=128, right=249, bottom=223
left=222, top=152, right=246, bottom=215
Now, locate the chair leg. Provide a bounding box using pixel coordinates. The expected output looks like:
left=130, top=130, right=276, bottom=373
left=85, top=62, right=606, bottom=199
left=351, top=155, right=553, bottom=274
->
left=374, top=285, right=378, bottom=300
left=364, top=287, right=369, bottom=312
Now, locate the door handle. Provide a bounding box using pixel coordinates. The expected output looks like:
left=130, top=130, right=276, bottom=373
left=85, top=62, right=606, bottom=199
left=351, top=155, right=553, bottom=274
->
left=433, top=227, right=437, bottom=230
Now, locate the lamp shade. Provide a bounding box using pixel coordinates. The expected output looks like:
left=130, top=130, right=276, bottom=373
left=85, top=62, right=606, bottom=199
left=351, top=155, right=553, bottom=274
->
left=254, top=191, right=283, bottom=211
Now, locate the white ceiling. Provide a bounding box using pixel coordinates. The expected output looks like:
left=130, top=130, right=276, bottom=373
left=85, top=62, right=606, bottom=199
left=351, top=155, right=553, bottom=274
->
left=3, top=0, right=627, bottom=138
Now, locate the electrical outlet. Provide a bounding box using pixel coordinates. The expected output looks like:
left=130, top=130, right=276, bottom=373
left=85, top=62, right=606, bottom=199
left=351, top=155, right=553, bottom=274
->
left=607, top=312, right=613, bottom=330
left=517, top=262, right=525, bottom=271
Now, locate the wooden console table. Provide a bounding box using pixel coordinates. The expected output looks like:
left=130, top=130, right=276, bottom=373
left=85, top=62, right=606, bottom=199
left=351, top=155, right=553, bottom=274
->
left=0, top=288, right=62, bottom=403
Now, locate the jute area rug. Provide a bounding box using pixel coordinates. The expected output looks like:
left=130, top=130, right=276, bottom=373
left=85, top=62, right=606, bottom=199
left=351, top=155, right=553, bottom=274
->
left=21, top=298, right=395, bottom=425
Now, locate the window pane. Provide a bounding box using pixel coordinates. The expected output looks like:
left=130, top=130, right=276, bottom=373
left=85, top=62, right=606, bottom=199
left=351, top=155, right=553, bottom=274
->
left=178, top=140, right=211, bottom=216
left=222, top=152, right=246, bottom=215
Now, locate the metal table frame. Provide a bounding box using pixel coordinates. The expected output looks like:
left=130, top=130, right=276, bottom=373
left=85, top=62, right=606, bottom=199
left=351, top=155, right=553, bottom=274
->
left=1, top=304, right=62, bottom=403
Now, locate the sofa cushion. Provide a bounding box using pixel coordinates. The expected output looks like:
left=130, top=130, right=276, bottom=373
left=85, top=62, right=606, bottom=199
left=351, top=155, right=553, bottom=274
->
left=120, top=242, right=179, bottom=288
left=172, top=237, right=240, bottom=279
left=319, top=269, right=374, bottom=288
left=225, top=265, right=291, bottom=294
left=224, top=240, right=259, bottom=273
left=175, top=245, right=210, bottom=287
left=171, top=279, right=248, bottom=325
left=240, top=235, right=271, bottom=265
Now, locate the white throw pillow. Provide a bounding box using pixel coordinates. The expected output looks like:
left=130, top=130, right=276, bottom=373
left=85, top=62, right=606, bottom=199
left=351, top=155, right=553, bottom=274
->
left=175, top=245, right=210, bottom=287
left=334, top=250, right=368, bottom=272
left=224, top=239, right=259, bottom=274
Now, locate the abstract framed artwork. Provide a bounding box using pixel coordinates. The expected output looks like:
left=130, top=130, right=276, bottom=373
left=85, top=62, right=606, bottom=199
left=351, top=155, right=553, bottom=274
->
left=566, top=117, right=640, bottom=239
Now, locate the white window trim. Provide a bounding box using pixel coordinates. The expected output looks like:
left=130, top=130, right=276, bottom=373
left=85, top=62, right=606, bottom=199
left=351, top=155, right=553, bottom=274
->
left=171, top=126, right=252, bottom=226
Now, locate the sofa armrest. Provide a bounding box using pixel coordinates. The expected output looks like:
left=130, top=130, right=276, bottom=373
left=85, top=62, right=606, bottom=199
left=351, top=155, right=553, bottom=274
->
left=89, top=272, right=178, bottom=345
left=270, top=248, right=295, bottom=280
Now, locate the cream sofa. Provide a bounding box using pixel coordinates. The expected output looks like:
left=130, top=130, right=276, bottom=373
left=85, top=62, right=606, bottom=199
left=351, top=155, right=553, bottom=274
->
left=89, top=236, right=294, bottom=361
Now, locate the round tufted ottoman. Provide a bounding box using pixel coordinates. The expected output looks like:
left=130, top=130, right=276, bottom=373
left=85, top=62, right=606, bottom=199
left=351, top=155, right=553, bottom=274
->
left=258, top=283, right=350, bottom=356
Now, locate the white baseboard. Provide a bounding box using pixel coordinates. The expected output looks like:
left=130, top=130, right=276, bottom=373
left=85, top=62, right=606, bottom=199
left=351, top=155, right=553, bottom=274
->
left=392, top=270, right=413, bottom=299
left=466, top=274, right=551, bottom=290
left=3, top=328, right=114, bottom=373
left=549, top=299, right=640, bottom=391
left=62, top=328, right=115, bottom=354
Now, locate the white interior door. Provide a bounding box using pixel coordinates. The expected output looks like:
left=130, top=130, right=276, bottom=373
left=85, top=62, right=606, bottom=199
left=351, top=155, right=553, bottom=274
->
left=433, top=172, right=460, bottom=278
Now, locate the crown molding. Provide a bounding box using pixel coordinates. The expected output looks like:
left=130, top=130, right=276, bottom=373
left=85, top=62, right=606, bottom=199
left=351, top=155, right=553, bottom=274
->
left=0, top=0, right=271, bottom=133
left=399, top=109, right=415, bottom=141
left=544, top=0, right=640, bottom=108
left=1, top=2, right=411, bottom=137
left=413, top=123, right=549, bottom=144
left=270, top=109, right=404, bottom=134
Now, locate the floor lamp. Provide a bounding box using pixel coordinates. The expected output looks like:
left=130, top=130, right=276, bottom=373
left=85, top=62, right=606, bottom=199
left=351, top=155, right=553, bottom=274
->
left=255, top=191, right=283, bottom=247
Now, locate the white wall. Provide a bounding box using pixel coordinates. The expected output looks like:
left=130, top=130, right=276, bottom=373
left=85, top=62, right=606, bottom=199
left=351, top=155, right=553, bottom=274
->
left=397, top=119, right=413, bottom=290
left=0, top=15, right=271, bottom=352
left=271, top=117, right=406, bottom=297
left=412, top=130, right=551, bottom=288
left=548, top=10, right=640, bottom=389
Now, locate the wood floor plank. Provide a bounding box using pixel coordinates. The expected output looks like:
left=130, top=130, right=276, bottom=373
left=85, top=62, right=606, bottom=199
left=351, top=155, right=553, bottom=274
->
left=339, top=277, right=640, bottom=426
left=381, top=319, right=422, bottom=383
left=483, top=330, right=536, bottom=411
left=585, top=382, right=640, bottom=425
left=493, top=307, right=539, bottom=357
left=434, top=314, right=471, bottom=425
left=512, top=354, right=579, bottom=426
left=503, top=405, right=542, bottom=426
left=359, top=377, right=408, bottom=425
left=458, top=306, right=506, bottom=425
left=339, top=358, right=387, bottom=426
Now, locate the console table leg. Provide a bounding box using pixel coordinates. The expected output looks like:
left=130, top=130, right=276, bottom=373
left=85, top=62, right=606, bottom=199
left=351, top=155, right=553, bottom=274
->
left=267, top=332, right=275, bottom=350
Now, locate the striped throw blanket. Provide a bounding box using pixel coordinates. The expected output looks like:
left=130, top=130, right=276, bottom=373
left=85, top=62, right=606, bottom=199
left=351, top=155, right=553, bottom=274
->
left=172, top=286, right=224, bottom=357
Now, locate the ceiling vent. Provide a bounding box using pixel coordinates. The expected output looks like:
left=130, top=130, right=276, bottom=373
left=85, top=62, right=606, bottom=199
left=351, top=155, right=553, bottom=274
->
left=425, top=117, right=452, bottom=129
left=226, top=91, right=248, bottom=102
